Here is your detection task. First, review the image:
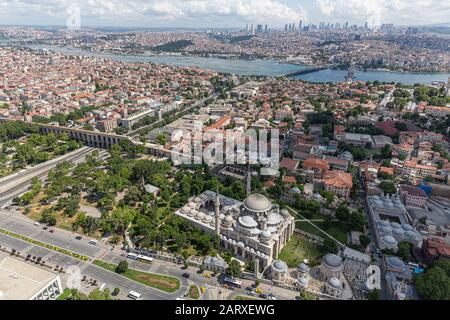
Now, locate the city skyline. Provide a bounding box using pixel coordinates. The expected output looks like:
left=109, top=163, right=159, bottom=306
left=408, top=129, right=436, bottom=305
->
left=0, top=0, right=449, bottom=29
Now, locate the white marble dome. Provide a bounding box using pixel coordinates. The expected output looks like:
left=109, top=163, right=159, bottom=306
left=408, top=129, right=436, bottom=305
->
left=238, top=215, right=259, bottom=228
left=243, top=194, right=272, bottom=212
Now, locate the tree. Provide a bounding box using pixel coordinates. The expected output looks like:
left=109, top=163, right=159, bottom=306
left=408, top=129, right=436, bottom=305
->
left=415, top=266, right=450, bottom=300
left=397, top=242, right=412, bottom=261
left=349, top=211, right=366, bottom=232
left=335, top=203, right=350, bottom=222
left=115, top=260, right=129, bottom=274
left=322, top=238, right=338, bottom=254
left=359, top=234, right=371, bottom=247
left=112, top=287, right=120, bottom=296
left=367, top=289, right=381, bottom=300
left=226, top=260, right=242, bottom=278
left=379, top=180, right=397, bottom=195
left=88, top=288, right=113, bottom=300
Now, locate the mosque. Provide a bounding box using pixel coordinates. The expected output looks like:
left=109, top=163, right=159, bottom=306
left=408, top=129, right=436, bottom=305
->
left=175, top=190, right=295, bottom=269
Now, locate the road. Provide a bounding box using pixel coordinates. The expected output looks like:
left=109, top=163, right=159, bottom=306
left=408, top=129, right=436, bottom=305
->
left=0, top=210, right=188, bottom=300
left=0, top=147, right=96, bottom=208
left=127, top=93, right=218, bottom=137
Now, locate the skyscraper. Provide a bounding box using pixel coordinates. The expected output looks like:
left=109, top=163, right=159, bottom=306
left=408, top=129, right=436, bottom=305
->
left=284, top=24, right=288, bottom=31
left=299, top=20, right=303, bottom=31
left=256, top=24, right=263, bottom=34
left=264, top=24, right=268, bottom=33
left=245, top=24, right=249, bottom=34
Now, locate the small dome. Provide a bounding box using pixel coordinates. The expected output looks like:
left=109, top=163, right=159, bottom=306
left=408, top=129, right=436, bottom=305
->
left=405, top=230, right=416, bottom=239
left=188, top=202, right=196, bottom=208
left=243, top=194, right=272, bottom=212
left=188, top=209, right=197, bottom=217
left=180, top=206, right=190, bottom=214
left=272, top=260, right=288, bottom=272
left=267, top=213, right=283, bottom=225
left=391, top=222, right=402, bottom=229
left=203, top=215, right=213, bottom=223
left=392, top=228, right=405, bottom=236
left=237, top=241, right=245, bottom=248
left=291, top=187, right=301, bottom=194
left=260, top=230, right=272, bottom=239
left=323, top=253, right=343, bottom=268
left=383, top=235, right=397, bottom=246
left=297, top=263, right=309, bottom=273
left=280, top=209, right=290, bottom=217
left=387, top=256, right=404, bottom=269
left=402, top=224, right=413, bottom=231
left=194, top=197, right=202, bottom=203
left=224, top=215, right=233, bottom=222
left=239, top=215, right=258, bottom=228
left=380, top=226, right=392, bottom=234
left=328, top=277, right=342, bottom=289
left=195, top=211, right=205, bottom=220
left=379, top=220, right=390, bottom=227
left=297, top=277, right=309, bottom=286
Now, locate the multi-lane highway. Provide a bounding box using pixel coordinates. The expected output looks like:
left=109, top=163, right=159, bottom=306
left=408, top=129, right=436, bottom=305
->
left=0, top=147, right=100, bottom=208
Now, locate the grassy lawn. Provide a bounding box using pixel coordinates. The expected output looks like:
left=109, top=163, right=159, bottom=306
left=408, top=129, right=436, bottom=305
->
left=278, top=233, right=324, bottom=267
left=185, top=284, right=200, bottom=299
left=57, top=288, right=88, bottom=300
left=295, top=220, right=349, bottom=244
left=93, top=260, right=180, bottom=293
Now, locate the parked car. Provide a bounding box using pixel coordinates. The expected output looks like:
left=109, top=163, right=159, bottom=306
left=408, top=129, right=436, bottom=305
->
left=259, top=293, right=268, bottom=299
left=49, top=229, right=54, bottom=233
left=182, top=273, right=190, bottom=279
left=75, top=236, right=82, bottom=240
left=247, top=290, right=255, bottom=296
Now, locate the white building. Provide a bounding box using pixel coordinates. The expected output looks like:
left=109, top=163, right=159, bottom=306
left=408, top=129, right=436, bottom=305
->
left=0, top=257, right=63, bottom=300
left=175, top=191, right=295, bottom=268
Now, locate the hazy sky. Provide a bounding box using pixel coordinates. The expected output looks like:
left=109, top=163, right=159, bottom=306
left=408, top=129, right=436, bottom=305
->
left=0, top=0, right=449, bottom=28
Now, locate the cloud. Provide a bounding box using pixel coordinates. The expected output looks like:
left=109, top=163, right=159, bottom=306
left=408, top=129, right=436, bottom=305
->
left=0, top=0, right=309, bottom=26
left=315, top=0, right=450, bottom=26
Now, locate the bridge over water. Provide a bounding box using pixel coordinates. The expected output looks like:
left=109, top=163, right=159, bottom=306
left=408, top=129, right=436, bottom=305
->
left=283, top=66, right=328, bottom=77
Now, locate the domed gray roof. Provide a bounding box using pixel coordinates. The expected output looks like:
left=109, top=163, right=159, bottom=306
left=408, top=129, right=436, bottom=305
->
left=402, top=224, right=413, bottom=231
left=392, top=228, right=405, bottom=236
left=323, top=253, right=342, bottom=268
left=379, top=220, right=390, bottom=227
left=194, top=197, right=202, bottom=203
left=260, top=230, right=272, bottom=239
left=380, top=226, right=392, bottom=234
left=224, top=215, right=233, bottom=222
left=237, top=241, right=245, bottom=248
left=383, top=235, right=397, bottom=246
left=391, top=222, right=402, bottom=229
left=297, top=263, right=309, bottom=272
left=243, top=194, right=272, bottom=212
left=328, top=277, right=342, bottom=289
left=298, top=277, right=309, bottom=285
left=272, top=260, right=288, bottom=272
left=238, top=215, right=258, bottom=228
left=387, top=256, right=404, bottom=269
left=267, top=213, right=283, bottom=225
left=405, top=230, right=416, bottom=239
left=280, top=209, right=290, bottom=217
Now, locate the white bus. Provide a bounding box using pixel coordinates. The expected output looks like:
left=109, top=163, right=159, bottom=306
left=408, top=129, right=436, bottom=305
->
left=128, top=291, right=142, bottom=300
left=127, top=252, right=139, bottom=260
left=223, top=277, right=242, bottom=288
left=136, top=255, right=153, bottom=263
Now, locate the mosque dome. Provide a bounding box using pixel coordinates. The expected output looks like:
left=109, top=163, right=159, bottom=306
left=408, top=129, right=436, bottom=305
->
left=272, top=260, right=288, bottom=273
left=195, top=211, right=205, bottom=220
left=260, top=230, right=272, bottom=240
left=392, top=228, right=405, bottom=236
left=238, top=215, right=259, bottom=228
left=297, top=263, right=310, bottom=273
left=405, top=230, right=417, bottom=239
left=391, top=222, right=402, bottom=229
left=243, top=194, right=272, bottom=212
left=328, top=277, right=343, bottom=289
left=382, top=235, right=397, bottom=246
left=203, top=215, right=213, bottom=224
left=323, top=253, right=343, bottom=269
left=402, top=224, right=413, bottom=231
left=280, top=209, right=290, bottom=218
left=387, top=256, right=404, bottom=269
left=194, top=197, right=202, bottom=203
left=379, top=220, right=390, bottom=227
left=380, top=226, right=392, bottom=234
left=298, top=277, right=309, bottom=286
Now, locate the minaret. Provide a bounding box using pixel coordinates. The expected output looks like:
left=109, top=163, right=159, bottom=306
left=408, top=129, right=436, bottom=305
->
left=246, top=163, right=251, bottom=197
left=215, top=185, right=220, bottom=236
